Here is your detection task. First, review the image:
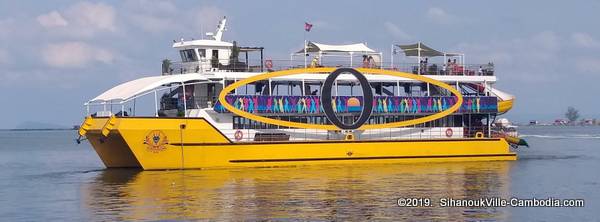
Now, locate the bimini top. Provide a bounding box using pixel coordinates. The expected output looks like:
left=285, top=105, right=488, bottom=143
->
left=296, top=41, right=376, bottom=54
left=396, top=42, right=461, bottom=57
left=88, top=74, right=208, bottom=104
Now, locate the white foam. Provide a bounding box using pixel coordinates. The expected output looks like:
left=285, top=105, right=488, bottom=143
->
left=520, top=134, right=600, bottom=139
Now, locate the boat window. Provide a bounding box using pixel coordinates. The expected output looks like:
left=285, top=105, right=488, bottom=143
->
left=180, top=49, right=198, bottom=62
left=197, top=49, right=206, bottom=58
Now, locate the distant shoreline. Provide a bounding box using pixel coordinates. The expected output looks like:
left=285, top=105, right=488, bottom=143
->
left=0, top=128, right=77, bottom=131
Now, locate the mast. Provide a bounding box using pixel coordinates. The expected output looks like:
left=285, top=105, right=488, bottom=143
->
left=213, top=16, right=227, bottom=41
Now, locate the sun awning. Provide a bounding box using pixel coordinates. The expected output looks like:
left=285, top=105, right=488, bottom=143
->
left=89, top=74, right=208, bottom=103
left=395, top=42, right=460, bottom=57
left=295, top=42, right=376, bottom=54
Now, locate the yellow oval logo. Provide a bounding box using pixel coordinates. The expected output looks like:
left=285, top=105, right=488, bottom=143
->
left=145, top=130, right=169, bottom=153
left=218, top=67, right=463, bottom=130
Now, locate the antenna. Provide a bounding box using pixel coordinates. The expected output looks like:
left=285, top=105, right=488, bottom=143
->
left=213, top=16, right=227, bottom=41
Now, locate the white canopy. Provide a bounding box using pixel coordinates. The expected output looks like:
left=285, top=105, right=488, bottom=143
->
left=89, top=74, right=208, bottom=103
left=395, top=42, right=461, bottom=57
left=295, top=42, right=376, bottom=54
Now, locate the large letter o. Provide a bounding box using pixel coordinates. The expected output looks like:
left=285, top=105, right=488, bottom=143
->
left=321, top=68, right=373, bottom=130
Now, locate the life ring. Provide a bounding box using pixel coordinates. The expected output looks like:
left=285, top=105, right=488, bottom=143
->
left=445, top=128, right=453, bottom=137
left=475, top=132, right=484, bottom=138
left=234, top=130, right=243, bottom=141
left=265, top=60, right=273, bottom=69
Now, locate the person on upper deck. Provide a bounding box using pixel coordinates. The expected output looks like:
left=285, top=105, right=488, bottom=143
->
left=368, top=56, right=374, bottom=68
left=362, top=55, right=369, bottom=68
left=310, top=56, right=320, bottom=68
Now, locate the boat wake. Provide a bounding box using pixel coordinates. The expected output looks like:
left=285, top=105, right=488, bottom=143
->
left=518, top=154, right=581, bottom=160
left=520, top=134, right=600, bottom=139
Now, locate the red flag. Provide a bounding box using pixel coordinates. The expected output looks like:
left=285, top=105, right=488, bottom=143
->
left=304, top=22, right=313, bottom=32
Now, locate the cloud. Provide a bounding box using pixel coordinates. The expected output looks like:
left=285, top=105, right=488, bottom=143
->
left=123, top=2, right=226, bottom=37
left=453, top=31, right=564, bottom=83
left=0, top=48, right=10, bottom=65
left=575, top=58, right=600, bottom=74
left=0, top=18, right=16, bottom=40
left=191, top=6, right=226, bottom=36
left=531, top=31, right=560, bottom=51
left=124, top=0, right=179, bottom=33
left=67, top=2, right=116, bottom=32
left=571, top=32, right=600, bottom=48
left=36, top=11, right=68, bottom=28
left=426, top=7, right=458, bottom=24
left=37, top=2, right=116, bottom=37
left=384, top=22, right=411, bottom=41
left=41, top=42, right=113, bottom=68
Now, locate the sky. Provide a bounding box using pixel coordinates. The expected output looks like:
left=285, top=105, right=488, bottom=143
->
left=1, top=0, right=600, bottom=128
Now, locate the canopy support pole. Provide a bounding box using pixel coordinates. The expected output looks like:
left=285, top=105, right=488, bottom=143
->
left=391, top=45, right=394, bottom=69
left=444, top=53, right=447, bottom=65
left=417, top=42, right=421, bottom=75
left=319, top=51, right=322, bottom=66
left=182, top=82, right=187, bottom=117
left=350, top=52, right=353, bottom=67
left=463, top=54, right=466, bottom=75
left=154, top=90, right=158, bottom=117
left=304, top=40, right=307, bottom=68
left=488, top=114, right=491, bottom=138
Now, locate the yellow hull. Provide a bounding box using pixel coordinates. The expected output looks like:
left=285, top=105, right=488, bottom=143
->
left=498, top=99, right=514, bottom=113
left=83, top=117, right=516, bottom=170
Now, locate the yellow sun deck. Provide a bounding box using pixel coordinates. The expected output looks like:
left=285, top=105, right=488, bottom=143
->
left=82, top=117, right=516, bottom=170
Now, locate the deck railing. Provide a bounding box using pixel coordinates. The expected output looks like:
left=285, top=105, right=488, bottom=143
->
left=219, top=125, right=494, bottom=143
left=163, top=58, right=495, bottom=76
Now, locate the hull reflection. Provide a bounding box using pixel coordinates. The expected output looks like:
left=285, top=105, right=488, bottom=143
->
left=82, top=162, right=512, bottom=221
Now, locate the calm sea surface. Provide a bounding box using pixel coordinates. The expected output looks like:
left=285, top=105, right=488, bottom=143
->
left=0, top=126, right=598, bottom=221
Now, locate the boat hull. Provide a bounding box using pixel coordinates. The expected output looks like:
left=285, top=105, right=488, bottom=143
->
left=83, top=117, right=516, bottom=170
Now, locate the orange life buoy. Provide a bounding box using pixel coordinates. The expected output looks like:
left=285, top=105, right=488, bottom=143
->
left=475, top=132, right=484, bottom=138
left=265, top=60, right=273, bottom=69
left=234, top=130, right=243, bottom=141
left=445, top=128, right=453, bottom=137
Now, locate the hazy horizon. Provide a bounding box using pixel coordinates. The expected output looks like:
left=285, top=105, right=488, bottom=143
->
left=1, top=1, right=600, bottom=128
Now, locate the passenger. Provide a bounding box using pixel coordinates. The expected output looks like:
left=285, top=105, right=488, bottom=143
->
left=310, top=56, right=320, bottom=68
left=362, top=55, right=369, bottom=68
left=368, top=56, right=374, bottom=68
left=442, top=63, right=447, bottom=75
left=478, top=66, right=483, bottom=76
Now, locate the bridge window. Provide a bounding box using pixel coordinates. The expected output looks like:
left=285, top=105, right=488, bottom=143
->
left=180, top=49, right=198, bottom=62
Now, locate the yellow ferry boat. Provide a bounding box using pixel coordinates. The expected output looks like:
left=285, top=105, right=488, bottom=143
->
left=78, top=17, right=522, bottom=170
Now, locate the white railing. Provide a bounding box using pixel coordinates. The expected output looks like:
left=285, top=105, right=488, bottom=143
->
left=219, top=127, right=472, bottom=143
left=162, top=58, right=495, bottom=76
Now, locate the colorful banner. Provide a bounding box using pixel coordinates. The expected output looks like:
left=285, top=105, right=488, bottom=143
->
left=214, top=95, right=498, bottom=114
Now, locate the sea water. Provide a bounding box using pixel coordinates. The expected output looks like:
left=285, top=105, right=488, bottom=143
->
left=0, top=126, right=598, bottom=221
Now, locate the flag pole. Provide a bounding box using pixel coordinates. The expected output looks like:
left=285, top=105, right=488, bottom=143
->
left=304, top=26, right=307, bottom=69
left=390, top=44, right=394, bottom=69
